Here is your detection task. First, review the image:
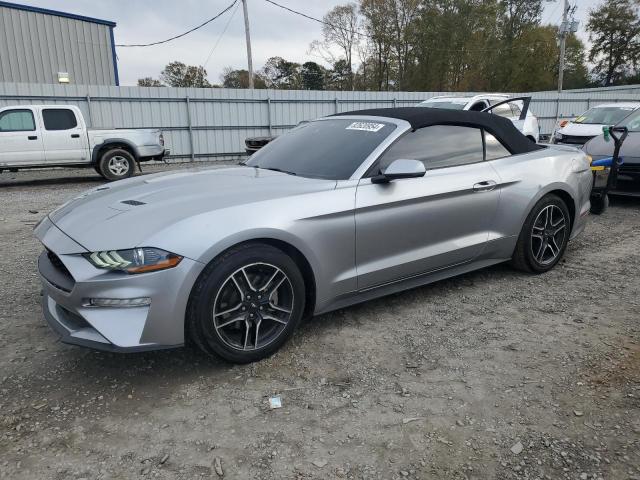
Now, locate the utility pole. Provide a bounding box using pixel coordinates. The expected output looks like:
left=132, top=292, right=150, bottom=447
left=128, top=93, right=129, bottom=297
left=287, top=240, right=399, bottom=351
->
left=557, top=0, right=578, bottom=93
left=242, top=0, right=254, bottom=89
left=557, top=0, right=569, bottom=93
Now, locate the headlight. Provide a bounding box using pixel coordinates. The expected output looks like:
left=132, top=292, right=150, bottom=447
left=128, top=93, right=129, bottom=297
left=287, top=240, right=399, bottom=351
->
left=554, top=132, right=564, bottom=141
left=84, top=247, right=183, bottom=274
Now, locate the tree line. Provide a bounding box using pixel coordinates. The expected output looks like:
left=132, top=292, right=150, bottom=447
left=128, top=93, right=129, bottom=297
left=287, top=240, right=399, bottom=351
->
left=138, top=0, right=640, bottom=91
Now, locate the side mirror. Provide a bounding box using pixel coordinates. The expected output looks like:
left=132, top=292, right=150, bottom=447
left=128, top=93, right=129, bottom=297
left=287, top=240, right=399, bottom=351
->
left=371, top=159, right=426, bottom=184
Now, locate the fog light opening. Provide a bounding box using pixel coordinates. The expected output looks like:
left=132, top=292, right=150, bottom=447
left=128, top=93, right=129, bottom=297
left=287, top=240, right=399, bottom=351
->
left=85, top=297, right=151, bottom=308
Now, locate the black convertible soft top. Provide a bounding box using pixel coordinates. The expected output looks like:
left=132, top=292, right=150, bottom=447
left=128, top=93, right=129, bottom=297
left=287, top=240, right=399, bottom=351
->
left=334, top=107, right=543, bottom=155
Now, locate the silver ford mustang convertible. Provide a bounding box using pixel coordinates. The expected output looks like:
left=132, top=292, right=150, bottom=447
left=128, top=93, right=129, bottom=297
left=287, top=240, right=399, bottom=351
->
left=35, top=108, right=593, bottom=363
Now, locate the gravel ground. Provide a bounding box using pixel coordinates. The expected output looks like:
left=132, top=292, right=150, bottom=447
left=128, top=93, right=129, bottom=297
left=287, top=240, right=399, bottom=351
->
left=1, top=164, right=639, bottom=480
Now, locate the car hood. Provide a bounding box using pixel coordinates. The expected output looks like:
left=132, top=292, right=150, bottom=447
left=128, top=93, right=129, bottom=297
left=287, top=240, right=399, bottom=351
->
left=48, top=166, right=337, bottom=252
left=584, top=132, right=640, bottom=164
left=558, top=122, right=606, bottom=137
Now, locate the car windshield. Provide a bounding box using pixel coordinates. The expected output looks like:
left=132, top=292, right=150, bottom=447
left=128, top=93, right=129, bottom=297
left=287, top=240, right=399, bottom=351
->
left=246, top=119, right=396, bottom=180
left=617, top=109, right=640, bottom=132
left=573, top=106, right=637, bottom=125
left=417, top=100, right=467, bottom=110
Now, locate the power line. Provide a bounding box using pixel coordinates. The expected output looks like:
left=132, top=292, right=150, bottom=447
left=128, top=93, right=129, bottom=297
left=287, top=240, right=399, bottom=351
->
left=203, top=0, right=241, bottom=68
left=263, top=0, right=558, bottom=53
left=263, top=0, right=367, bottom=37
left=116, top=0, right=239, bottom=47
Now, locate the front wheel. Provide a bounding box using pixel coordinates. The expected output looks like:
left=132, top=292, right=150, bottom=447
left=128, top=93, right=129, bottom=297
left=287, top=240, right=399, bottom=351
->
left=97, top=148, right=135, bottom=181
left=187, top=243, right=306, bottom=363
left=511, top=194, right=571, bottom=273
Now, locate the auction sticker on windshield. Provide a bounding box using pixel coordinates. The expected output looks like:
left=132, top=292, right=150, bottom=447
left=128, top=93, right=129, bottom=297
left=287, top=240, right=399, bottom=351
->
left=346, top=122, right=386, bottom=133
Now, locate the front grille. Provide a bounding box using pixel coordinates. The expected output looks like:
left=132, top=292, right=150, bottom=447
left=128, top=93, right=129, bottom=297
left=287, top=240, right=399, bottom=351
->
left=619, top=164, right=640, bottom=174
left=559, top=135, right=594, bottom=145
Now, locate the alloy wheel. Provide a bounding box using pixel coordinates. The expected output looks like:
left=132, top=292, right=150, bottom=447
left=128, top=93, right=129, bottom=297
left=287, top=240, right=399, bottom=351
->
left=212, top=262, right=294, bottom=351
left=531, top=205, right=567, bottom=265
left=107, top=156, right=130, bottom=176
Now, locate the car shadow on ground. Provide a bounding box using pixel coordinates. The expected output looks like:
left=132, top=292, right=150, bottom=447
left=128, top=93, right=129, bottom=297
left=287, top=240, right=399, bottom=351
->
left=0, top=174, right=105, bottom=188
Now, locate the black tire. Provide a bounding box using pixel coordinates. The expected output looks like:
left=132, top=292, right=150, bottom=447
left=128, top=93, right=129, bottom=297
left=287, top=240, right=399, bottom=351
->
left=511, top=194, right=571, bottom=273
left=96, top=148, right=135, bottom=181
left=590, top=193, right=609, bottom=215
left=187, top=243, right=306, bottom=364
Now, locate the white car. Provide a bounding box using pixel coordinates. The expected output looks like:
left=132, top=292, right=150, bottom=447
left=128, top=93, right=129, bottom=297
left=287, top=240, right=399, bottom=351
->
left=417, top=94, right=540, bottom=142
left=552, top=102, right=640, bottom=147
left=0, top=105, right=168, bottom=181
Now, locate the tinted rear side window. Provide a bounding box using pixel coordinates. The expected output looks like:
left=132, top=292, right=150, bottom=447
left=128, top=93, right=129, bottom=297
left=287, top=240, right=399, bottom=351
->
left=43, top=109, right=78, bottom=131
left=376, top=125, right=484, bottom=171
left=0, top=109, right=35, bottom=131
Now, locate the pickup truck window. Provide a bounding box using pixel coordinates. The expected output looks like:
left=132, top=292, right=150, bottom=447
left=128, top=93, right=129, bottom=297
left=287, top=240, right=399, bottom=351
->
left=43, top=109, right=77, bottom=131
left=0, top=109, right=36, bottom=132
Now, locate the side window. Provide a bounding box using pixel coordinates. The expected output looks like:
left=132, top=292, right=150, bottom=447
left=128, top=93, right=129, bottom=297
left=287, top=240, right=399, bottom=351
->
left=509, top=102, right=522, bottom=118
left=469, top=101, right=487, bottom=112
left=492, top=103, right=513, bottom=118
left=376, top=125, right=484, bottom=172
left=0, top=109, right=36, bottom=132
left=42, top=109, right=78, bottom=131
left=484, top=131, right=511, bottom=160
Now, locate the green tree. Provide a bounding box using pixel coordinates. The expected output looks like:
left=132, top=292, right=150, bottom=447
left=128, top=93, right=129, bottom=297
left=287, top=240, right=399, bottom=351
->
left=159, top=61, right=211, bottom=87
left=261, top=57, right=301, bottom=89
left=220, top=68, right=266, bottom=89
left=587, top=0, right=640, bottom=86
left=563, top=33, right=590, bottom=89
left=326, top=59, right=352, bottom=90
left=300, top=62, right=326, bottom=90
left=137, top=77, right=164, bottom=87
left=312, top=3, right=360, bottom=90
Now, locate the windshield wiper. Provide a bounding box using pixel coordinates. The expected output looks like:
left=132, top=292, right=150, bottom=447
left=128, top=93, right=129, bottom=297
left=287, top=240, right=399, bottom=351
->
left=258, top=167, right=297, bottom=176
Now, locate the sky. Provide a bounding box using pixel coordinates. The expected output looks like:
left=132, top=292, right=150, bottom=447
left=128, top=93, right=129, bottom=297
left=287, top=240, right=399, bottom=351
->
left=19, top=0, right=601, bottom=86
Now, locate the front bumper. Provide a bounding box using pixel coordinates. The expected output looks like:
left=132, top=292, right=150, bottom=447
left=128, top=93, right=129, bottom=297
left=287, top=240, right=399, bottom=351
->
left=35, top=217, right=203, bottom=352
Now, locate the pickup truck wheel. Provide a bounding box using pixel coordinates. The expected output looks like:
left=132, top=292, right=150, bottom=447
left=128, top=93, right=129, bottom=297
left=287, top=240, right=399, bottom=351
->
left=97, top=149, right=135, bottom=181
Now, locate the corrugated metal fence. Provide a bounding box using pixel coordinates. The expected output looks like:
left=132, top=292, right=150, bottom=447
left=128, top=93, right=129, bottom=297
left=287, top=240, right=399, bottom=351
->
left=1, top=82, right=639, bottom=161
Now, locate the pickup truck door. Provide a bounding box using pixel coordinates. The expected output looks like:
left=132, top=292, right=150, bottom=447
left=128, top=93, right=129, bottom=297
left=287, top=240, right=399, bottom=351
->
left=39, top=107, right=88, bottom=164
left=0, top=108, right=45, bottom=166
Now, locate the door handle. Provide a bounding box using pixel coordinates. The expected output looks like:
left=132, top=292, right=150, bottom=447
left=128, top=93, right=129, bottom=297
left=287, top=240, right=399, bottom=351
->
left=71, top=134, right=80, bottom=138
left=473, top=180, right=497, bottom=192
left=28, top=136, right=37, bottom=140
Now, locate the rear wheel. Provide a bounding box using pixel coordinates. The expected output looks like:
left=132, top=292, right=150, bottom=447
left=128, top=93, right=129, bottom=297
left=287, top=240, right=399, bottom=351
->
left=511, top=194, right=571, bottom=273
left=187, top=243, right=306, bottom=363
left=97, top=148, right=135, bottom=181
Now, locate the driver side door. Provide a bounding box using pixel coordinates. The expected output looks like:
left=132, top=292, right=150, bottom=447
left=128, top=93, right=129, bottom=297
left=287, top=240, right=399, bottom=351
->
left=354, top=125, right=500, bottom=290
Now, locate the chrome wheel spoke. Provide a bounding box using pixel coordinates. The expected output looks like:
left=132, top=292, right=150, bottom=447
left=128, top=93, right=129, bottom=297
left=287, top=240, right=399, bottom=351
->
left=254, top=319, right=262, bottom=349
left=232, top=269, right=254, bottom=296
left=216, top=314, right=245, bottom=329
left=534, top=239, right=546, bottom=261
left=268, top=302, right=291, bottom=314
left=259, top=268, right=286, bottom=296
left=243, top=320, right=251, bottom=350
left=214, top=303, right=242, bottom=318
left=261, top=313, right=288, bottom=325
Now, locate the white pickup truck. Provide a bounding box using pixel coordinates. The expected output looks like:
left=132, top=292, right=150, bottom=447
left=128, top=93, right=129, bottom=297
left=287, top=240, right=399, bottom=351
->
left=0, top=105, right=169, bottom=181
